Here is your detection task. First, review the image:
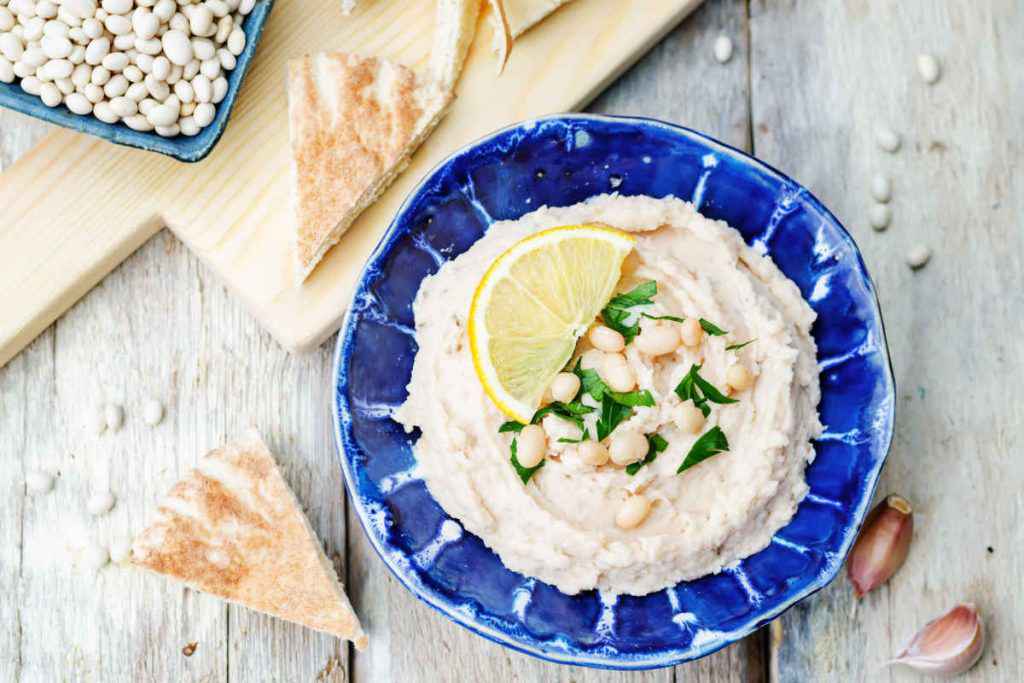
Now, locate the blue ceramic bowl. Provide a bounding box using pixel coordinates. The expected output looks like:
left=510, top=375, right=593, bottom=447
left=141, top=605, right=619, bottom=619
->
left=0, top=1, right=273, bottom=163
left=333, top=114, right=895, bottom=669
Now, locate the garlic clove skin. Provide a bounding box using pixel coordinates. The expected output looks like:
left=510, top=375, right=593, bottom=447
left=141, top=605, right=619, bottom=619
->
left=892, top=603, right=985, bottom=676
left=847, top=494, right=913, bottom=597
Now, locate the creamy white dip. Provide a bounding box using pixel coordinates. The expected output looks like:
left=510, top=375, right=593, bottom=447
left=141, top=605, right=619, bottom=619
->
left=395, top=194, right=823, bottom=596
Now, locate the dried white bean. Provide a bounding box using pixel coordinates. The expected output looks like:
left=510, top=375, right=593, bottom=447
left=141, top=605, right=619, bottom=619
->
left=917, top=53, right=940, bottom=84
left=42, top=19, right=67, bottom=39
left=190, top=71, right=209, bottom=101
left=177, top=114, right=198, bottom=134
left=89, top=63, right=108, bottom=83
left=134, top=35, right=160, bottom=54
left=191, top=35, right=213, bottom=60
left=103, top=13, right=130, bottom=35
left=238, top=0, right=254, bottom=15
left=868, top=203, right=891, bottom=231
left=906, top=245, right=931, bottom=269
left=23, top=17, right=44, bottom=42
left=39, top=80, right=60, bottom=105
left=875, top=125, right=901, bottom=153
left=0, top=32, right=24, bottom=61
left=213, top=13, right=230, bottom=43
left=43, top=57, right=72, bottom=79
left=182, top=56, right=198, bottom=78
left=133, top=51, right=152, bottom=71
left=19, top=73, right=40, bottom=94
left=226, top=25, right=242, bottom=55
left=143, top=72, right=167, bottom=98
left=0, top=56, right=13, bottom=81
left=84, top=35, right=107, bottom=64
left=36, top=0, right=57, bottom=18
left=68, top=26, right=88, bottom=44
left=192, top=100, right=213, bottom=126
left=12, top=58, right=32, bottom=77
left=109, top=94, right=136, bottom=116
left=187, top=4, right=212, bottom=35
left=166, top=61, right=180, bottom=83
left=123, top=63, right=142, bottom=82
left=83, top=81, right=102, bottom=101
left=137, top=96, right=157, bottom=114
left=154, top=122, right=179, bottom=136
left=102, top=71, right=127, bottom=96
left=93, top=100, right=118, bottom=122
left=179, top=99, right=194, bottom=115
left=21, top=44, right=46, bottom=67
left=64, top=90, right=91, bottom=113
left=101, top=49, right=127, bottom=70
left=215, top=46, right=232, bottom=69
left=41, top=33, right=70, bottom=58
left=198, top=56, right=217, bottom=78
left=168, top=11, right=186, bottom=31
left=64, top=0, right=97, bottom=19
left=146, top=101, right=176, bottom=126
left=123, top=113, right=152, bottom=130
left=57, top=6, right=84, bottom=27
left=101, top=0, right=132, bottom=14
left=713, top=34, right=733, bottom=63
left=150, top=53, right=168, bottom=79
left=54, top=76, right=73, bottom=93
left=124, top=79, right=145, bottom=100
left=173, top=77, right=193, bottom=102
left=68, top=43, right=84, bottom=63
left=0, top=7, right=14, bottom=31
left=131, top=7, right=158, bottom=39
left=112, top=31, right=134, bottom=50
left=70, top=61, right=90, bottom=85
left=160, top=27, right=190, bottom=64
left=82, top=17, right=101, bottom=38
left=207, top=0, right=229, bottom=18
left=210, top=73, right=225, bottom=102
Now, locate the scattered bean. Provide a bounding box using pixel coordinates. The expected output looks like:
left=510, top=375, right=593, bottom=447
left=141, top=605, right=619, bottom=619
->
left=869, top=203, right=891, bottom=231
left=616, top=494, right=651, bottom=529
left=917, top=53, right=940, bottom=84
left=589, top=324, right=625, bottom=353
left=870, top=174, right=892, bottom=203
left=516, top=424, right=546, bottom=468
left=549, top=372, right=581, bottom=404
left=906, top=245, right=931, bottom=270
left=713, top=34, right=733, bottom=64
left=875, top=125, right=902, bottom=153
left=609, top=429, right=647, bottom=466
left=578, top=440, right=609, bottom=466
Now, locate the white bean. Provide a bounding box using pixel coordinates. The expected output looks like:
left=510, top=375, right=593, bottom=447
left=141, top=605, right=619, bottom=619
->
left=21, top=44, right=46, bottom=67
left=868, top=203, right=891, bottom=231
left=123, top=113, right=152, bottom=130
left=101, top=0, right=131, bottom=14
left=160, top=30, right=190, bottom=65
left=190, top=72, right=210, bottom=101
left=875, top=125, right=901, bottom=153
left=94, top=101, right=120, bottom=122
left=100, top=49, right=127, bottom=71
left=179, top=99, right=194, bottom=116
left=103, top=13, right=130, bottom=35
left=615, top=495, right=651, bottom=529
left=238, top=0, right=254, bottom=15
left=68, top=43, right=84, bottom=63
left=131, top=7, right=158, bottom=39
left=86, top=490, right=115, bottom=516
left=41, top=33, right=70, bottom=58
left=154, top=122, right=179, bottom=136
left=143, top=72, right=167, bottom=99
left=137, top=96, right=157, bottom=114
left=589, top=324, right=625, bottom=353
left=23, top=17, right=45, bottom=42
left=150, top=53, right=168, bottom=79
left=713, top=34, right=733, bottom=64
left=168, top=11, right=187, bottom=31
left=109, top=94, right=136, bottom=116
left=674, top=403, right=705, bottom=434
left=182, top=56, right=198, bottom=78
left=577, top=440, right=609, bottom=467
left=916, top=53, right=940, bottom=84
left=134, top=35, right=160, bottom=54
left=68, top=26, right=88, bottom=45
left=64, top=90, right=91, bottom=113
left=206, top=0, right=230, bottom=18
left=726, top=364, right=754, bottom=392
left=0, top=32, right=24, bottom=61
left=64, top=0, right=97, bottom=19
left=210, top=74, right=225, bottom=102
left=172, top=77, right=193, bottom=102
left=187, top=4, right=212, bottom=35
left=870, top=174, right=891, bottom=203
left=42, top=19, right=68, bottom=38
left=600, top=352, right=636, bottom=393
left=213, top=14, right=230, bottom=43
left=906, top=245, right=931, bottom=270
left=112, top=31, right=134, bottom=50
left=83, top=35, right=107, bottom=64
left=122, top=63, right=142, bottom=82
left=152, top=0, right=174, bottom=22
left=226, top=25, right=243, bottom=55
left=515, top=424, right=546, bottom=469
left=634, top=323, right=680, bottom=357
left=43, top=57, right=72, bottom=79
left=215, top=46, right=233, bottom=70
left=39, top=80, right=60, bottom=105
left=124, top=80, right=146, bottom=100
left=133, top=51, right=152, bottom=72
left=54, top=76, right=73, bottom=93
left=549, top=372, right=581, bottom=404
left=198, top=56, right=217, bottom=79
left=12, top=59, right=33, bottom=77
left=609, top=429, right=647, bottom=466
left=146, top=102, right=176, bottom=126
left=102, top=72, right=127, bottom=96
left=36, top=1, right=57, bottom=19
left=192, top=100, right=213, bottom=126
left=89, top=64, right=108, bottom=83
left=0, top=56, right=13, bottom=82
left=82, top=82, right=102, bottom=101
left=191, top=36, right=213, bottom=60
left=19, top=74, right=41, bottom=94
left=70, top=61, right=90, bottom=85
left=82, top=16, right=102, bottom=38
left=166, top=62, right=180, bottom=83
left=678, top=317, right=703, bottom=347
left=0, top=7, right=14, bottom=32
left=58, top=7, right=84, bottom=28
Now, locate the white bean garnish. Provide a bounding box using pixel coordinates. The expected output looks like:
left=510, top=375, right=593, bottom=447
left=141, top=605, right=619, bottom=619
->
left=634, top=323, right=680, bottom=357
left=589, top=324, right=625, bottom=353
left=713, top=34, right=733, bottom=64
left=600, top=352, right=636, bottom=393
left=917, top=53, right=940, bottom=84
left=516, top=424, right=546, bottom=469
left=609, top=429, right=648, bottom=466
left=868, top=204, right=891, bottom=231
left=616, top=495, right=651, bottom=529
left=679, top=317, right=704, bottom=347
left=549, top=372, right=580, bottom=404
left=726, top=364, right=754, bottom=392
left=870, top=174, right=892, bottom=203
left=875, top=125, right=901, bottom=153
left=578, top=440, right=609, bottom=466
left=906, top=245, right=931, bottom=270
left=142, top=398, right=163, bottom=426
left=87, top=490, right=116, bottom=516
left=674, top=403, right=705, bottom=434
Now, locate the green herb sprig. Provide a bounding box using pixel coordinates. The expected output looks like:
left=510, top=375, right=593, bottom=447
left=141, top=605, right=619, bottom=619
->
left=674, top=363, right=738, bottom=417
left=600, top=281, right=657, bottom=343
left=699, top=318, right=728, bottom=336
left=725, top=339, right=756, bottom=351
left=677, top=426, right=729, bottom=473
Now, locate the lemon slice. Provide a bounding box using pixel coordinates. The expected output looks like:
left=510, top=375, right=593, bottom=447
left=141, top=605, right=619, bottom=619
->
left=469, top=224, right=635, bottom=422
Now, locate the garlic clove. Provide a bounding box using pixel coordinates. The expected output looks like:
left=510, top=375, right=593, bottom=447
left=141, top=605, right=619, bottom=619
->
left=892, top=603, right=985, bottom=675
left=847, top=494, right=913, bottom=597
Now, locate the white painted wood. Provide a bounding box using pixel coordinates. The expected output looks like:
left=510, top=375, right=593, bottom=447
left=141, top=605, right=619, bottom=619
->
left=749, top=2, right=1023, bottom=681
left=0, top=0, right=703, bottom=371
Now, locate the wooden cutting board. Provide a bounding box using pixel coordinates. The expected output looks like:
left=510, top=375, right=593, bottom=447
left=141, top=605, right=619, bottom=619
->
left=0, top=0, right=702, bottom=368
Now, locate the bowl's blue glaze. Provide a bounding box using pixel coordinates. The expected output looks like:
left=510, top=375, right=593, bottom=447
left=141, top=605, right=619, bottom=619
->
left=0, top=1, right=273, bottom=163
left=333, top=114, right=895, bottom=669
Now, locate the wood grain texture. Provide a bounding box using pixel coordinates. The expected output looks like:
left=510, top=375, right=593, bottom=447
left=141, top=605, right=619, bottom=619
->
left=749, top=1, right=1023, bottom=681
left=0, top=0, right=703, bottom=370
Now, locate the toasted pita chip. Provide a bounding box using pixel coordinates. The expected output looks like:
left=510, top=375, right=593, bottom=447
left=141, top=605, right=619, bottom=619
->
left=132, top=431, right=368, bottom=650
left=486, top=0, right=513, bottom=72
left=288, top=52, right=452, bottom=283
left=430, top=0, right=481, bottom=91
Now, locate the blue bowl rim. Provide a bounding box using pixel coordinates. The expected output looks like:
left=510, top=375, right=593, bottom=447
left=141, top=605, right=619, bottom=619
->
left=0, top=0, right=274, bottom=163
left=331, top=112, right=896, bottom=669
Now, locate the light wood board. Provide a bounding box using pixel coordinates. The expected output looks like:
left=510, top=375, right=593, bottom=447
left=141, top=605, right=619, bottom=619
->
left=0, top=0, right=702, bottom=369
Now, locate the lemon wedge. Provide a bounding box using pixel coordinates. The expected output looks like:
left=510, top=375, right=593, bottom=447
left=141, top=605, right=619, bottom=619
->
left=468, top=224, right=635, bottom=423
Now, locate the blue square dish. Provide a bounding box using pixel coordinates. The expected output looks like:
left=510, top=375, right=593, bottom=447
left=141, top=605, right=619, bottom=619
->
left=333, top=114, right=896, bottom=669
left=0, top=0, right=273, bottom=163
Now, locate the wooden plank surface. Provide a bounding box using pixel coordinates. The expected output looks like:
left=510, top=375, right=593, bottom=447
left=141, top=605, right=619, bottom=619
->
left=749, top=1, right=1023, bottom=681
left=0, top=0, right=702, bottom=370
left=3, top=0, right=1022, bottom=681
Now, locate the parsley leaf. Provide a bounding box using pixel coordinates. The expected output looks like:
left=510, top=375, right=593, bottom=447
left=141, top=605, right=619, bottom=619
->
left=677, top=426, right=729, bottom=473
left=510, top=438, right=544, bottom=484
left=699, top=318, right=728, bottom=336
left=499, top=421, right=524, bottom=433
left=725, top=339, right=756, bottom=351
left=674, top=364, right=738, bottom=417
left=596, top=394, right=632, bottom=441
left=600, top=281, right=658, bottom=343
left=572, top=361, right=654, bottom=407
left=642, top=313, right=687, bottom=323
left=626, top=433, right=669, bottom=475
left=558, top=427, right=591, bottom=444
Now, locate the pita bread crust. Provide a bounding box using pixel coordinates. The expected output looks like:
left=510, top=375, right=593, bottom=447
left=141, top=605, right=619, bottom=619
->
left=288, top=51, right=452, bottom=283
left=132, top=430, right=368, bottom=650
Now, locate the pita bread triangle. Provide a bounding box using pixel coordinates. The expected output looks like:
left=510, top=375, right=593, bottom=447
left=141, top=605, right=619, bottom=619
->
left=131, top=430, right=368, bottom=650
left=288, top=50, right=452, bottom=283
